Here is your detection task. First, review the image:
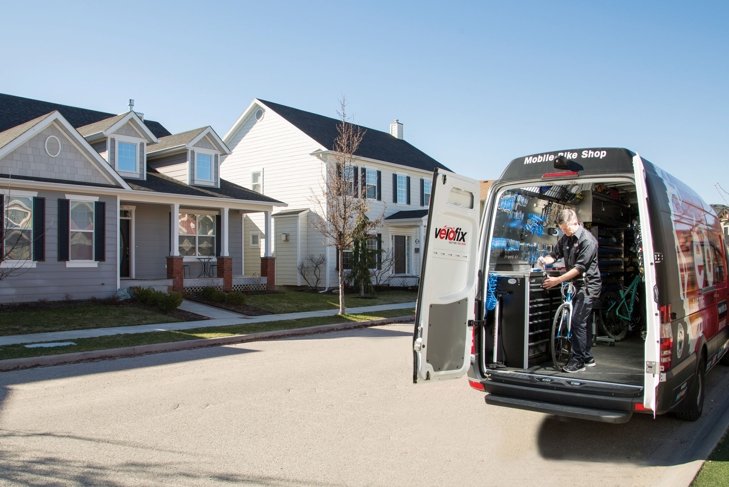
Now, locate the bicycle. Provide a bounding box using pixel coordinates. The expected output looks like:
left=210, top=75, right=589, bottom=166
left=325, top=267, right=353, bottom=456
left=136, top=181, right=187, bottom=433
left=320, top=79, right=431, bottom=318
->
left=551, top=282, right=576, bottom=370
left=600, top=274, right=643, bottom=341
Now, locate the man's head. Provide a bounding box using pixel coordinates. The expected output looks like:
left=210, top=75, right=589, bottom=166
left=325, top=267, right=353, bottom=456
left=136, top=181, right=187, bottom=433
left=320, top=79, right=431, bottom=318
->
left=556, top=208, right=580, bottom=237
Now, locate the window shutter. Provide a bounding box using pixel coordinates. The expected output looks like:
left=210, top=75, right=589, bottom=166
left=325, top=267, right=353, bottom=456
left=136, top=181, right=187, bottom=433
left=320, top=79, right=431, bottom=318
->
left=353, top=166, right=359, bottom=197
left=376, top=170, right=382, bottom=201
left=139, top=143, right=145, bottom=175
left=94, top=201, right=106, bottom=261
left=376, top=233, right=382, bottom=270
left=406, top=176, right=411, bottom=205
left=420, top=178, right=425, bottom=207
left=392, top=174, right=398, bottom=203
left=0, top=195, right=4, bottom=258
left=57, top=199, right=69, bottom=261
left=360, top=167, right=366, bottom=197
left=33, top=197, right=45, bottom=261
left=215, top=215, right=221, bottom=256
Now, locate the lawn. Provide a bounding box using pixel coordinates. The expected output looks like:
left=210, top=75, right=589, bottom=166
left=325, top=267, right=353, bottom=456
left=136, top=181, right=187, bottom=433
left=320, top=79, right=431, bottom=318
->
left=242, top=288, right=417, bottom=314
left=691, top=430, right=729, bottom=486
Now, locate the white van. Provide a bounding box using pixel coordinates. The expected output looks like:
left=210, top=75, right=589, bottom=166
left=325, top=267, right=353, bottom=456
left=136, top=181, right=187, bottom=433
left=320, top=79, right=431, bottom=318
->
left=413, top=148, right=729, bottom=423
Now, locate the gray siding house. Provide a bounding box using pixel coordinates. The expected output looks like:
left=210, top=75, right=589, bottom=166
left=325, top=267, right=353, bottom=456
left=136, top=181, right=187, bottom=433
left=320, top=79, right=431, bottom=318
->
left=0, top=94, right=284, bottom=304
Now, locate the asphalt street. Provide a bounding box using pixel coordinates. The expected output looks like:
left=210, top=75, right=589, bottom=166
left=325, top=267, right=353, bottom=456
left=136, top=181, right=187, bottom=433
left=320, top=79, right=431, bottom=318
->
left=0, top=323, right=727, bottom=486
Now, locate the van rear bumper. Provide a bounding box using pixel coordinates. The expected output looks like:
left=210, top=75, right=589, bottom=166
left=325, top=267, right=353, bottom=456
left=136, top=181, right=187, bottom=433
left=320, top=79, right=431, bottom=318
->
left=482, top=378, right=641, bottom=423
left=485, top=394, right=633, bottom=423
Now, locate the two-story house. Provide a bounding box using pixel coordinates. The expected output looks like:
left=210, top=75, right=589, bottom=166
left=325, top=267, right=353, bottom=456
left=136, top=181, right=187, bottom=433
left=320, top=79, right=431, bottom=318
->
left=0, top=94, right=283, bottom=304
left=221, top=99, right=451, bottom=288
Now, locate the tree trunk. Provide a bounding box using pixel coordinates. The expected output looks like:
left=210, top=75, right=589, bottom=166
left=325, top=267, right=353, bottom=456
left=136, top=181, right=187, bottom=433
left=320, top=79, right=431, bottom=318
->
left=338, top=247, right=346, bottom=315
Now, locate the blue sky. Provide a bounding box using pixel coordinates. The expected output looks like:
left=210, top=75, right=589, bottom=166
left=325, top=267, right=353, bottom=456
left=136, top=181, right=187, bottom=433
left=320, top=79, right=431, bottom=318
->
left=3, top=1, right=728, bottom=203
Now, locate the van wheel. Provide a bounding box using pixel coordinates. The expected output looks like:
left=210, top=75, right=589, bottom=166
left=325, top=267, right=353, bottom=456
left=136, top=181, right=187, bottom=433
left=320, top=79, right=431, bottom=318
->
left=674, top=356, right=706, bottom=421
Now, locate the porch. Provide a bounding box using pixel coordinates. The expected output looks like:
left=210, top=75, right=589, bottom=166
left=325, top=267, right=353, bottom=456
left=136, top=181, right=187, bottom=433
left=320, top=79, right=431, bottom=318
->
left=120, top=275, right=268, bottom=293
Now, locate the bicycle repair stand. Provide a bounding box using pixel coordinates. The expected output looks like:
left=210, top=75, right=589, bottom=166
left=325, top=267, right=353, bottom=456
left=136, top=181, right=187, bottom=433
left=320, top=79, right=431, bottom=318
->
left=591, top=309, right=615, bottom=346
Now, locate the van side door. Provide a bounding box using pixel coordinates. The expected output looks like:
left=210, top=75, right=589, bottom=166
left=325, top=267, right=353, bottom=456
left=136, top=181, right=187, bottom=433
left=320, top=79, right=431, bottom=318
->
left=413, top=170, right=481, bottom=383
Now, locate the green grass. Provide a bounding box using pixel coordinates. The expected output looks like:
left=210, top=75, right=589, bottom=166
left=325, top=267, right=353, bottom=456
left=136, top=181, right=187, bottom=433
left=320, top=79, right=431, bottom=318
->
left=0, top=301, right=187, bottom=336
left=0, top=309, right=413, bottom=361
left=691, top=430, right=729, bottom=486
left=243, top=288, right=416, bottom=314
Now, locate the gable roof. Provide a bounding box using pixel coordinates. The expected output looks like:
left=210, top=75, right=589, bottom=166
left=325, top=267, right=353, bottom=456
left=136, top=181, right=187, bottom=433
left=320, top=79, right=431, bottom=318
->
left=0, top=93, right=171, bottom=139
left=147, top=126, right=229, bottom=156
left=76, top=111, right=159, bottom=143
left=251, top=99, right=450, bottom=172
left=0, top=111, right=131, bottom=189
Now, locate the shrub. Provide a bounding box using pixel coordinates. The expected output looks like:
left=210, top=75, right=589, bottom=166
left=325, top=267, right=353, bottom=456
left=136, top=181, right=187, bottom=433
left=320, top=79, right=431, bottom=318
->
left=225, top=291, right=246, bottom=306
left=132, top=287, right=183, bottom=313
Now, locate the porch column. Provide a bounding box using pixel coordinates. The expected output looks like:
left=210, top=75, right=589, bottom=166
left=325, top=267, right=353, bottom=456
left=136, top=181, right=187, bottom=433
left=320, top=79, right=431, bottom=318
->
left=262, top=211, right=275, bottom=290
left=168, top=204, right=183, bottom=292
left=217, top=207, right=232, bottom=291
left=170, top=204, right=180, bottom=256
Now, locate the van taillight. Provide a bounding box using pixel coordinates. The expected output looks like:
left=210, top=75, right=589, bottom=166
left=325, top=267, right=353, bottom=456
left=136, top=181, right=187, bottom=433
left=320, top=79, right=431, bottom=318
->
left=469, top=379, right=485, bottom=391
left=660, top=321, right=673, bottom=371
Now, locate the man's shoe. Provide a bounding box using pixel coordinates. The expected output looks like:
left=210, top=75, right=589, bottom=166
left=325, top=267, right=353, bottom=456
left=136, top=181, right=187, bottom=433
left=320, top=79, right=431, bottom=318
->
left=562, top=359, right=585, bottom=373
left=584, top=357, right=596, bottom=367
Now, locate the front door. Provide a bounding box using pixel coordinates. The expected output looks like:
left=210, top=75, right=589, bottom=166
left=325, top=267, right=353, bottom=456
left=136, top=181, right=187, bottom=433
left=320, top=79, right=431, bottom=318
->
left=120, top=218, right=131, bottom=278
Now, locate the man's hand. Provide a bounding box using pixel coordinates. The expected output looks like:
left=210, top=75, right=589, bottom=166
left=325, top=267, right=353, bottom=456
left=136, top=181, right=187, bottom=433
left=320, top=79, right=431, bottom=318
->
left=543, top=275, right=560, bottom=289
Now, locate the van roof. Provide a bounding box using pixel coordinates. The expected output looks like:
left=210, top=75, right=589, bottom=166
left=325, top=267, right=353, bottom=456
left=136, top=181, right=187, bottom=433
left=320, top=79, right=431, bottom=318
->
left=501, top=147, right=637, bottom=181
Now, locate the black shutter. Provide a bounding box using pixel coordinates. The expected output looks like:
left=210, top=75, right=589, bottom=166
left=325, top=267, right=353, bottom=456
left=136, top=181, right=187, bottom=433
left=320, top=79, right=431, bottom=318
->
left=353, top=166, right=359, bottom=197
left=57, top=199, right=69, bottom=261
left=215, top=215, right=221, bottom=256
left=33, top=197, right=45, bottom=261
left=376, top=233, right=382, bottom=270
left=0, top=195, right=4, bottom=258
left=94, top=201, right=106, bottom=261
left=392, top=174, right=398, bottom=203
left=376, top=170, right=382, bottom=201
left=406, top=176, right=411, bottom=205
left=420, top=178, right=425, bottom=207
left=360, top=167, right=366, bottom=198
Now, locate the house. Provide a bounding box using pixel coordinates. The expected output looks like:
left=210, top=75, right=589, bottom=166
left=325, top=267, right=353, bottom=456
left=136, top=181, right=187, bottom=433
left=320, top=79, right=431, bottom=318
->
left=0, top=94, right=284, bottom=304
left=221, top=99, right=451, bottom=288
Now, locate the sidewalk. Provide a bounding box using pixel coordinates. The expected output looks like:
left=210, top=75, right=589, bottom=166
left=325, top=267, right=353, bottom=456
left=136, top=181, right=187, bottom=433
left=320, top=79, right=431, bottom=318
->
left=0, top=300, right=416, bottom=371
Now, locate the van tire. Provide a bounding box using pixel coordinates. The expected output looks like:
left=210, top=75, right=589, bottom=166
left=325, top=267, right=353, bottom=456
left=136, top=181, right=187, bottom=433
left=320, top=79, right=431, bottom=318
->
left=674, top=356, right=706, bottom=421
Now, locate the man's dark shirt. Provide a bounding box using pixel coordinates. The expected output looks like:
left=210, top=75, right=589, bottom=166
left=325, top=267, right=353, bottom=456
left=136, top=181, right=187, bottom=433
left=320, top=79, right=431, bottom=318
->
left=551, top=226, right=601, bottom=297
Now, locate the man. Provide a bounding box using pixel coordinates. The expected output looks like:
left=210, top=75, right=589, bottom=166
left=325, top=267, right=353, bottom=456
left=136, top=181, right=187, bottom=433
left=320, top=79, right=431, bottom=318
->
left=538, top=208, right=601, bottom=373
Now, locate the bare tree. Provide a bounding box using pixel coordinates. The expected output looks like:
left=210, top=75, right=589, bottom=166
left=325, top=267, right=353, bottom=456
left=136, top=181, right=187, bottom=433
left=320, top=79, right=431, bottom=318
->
left=310, top=98, right=379, bottom=314
left=297, top=254, right=325, bottom=290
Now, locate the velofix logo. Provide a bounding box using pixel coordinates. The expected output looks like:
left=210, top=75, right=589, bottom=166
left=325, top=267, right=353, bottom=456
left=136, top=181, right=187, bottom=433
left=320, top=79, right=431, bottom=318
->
left=434, top=225, right=467, bottom=245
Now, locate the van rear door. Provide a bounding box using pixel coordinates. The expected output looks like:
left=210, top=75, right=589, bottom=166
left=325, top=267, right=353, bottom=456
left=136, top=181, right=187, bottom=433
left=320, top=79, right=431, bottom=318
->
left=413, top=170, right=481, bottom=383
left=634, top=155, right=661, bottom=412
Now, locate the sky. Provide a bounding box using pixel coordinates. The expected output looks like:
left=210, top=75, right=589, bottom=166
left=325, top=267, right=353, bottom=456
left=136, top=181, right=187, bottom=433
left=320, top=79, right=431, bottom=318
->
left=2, top=0, right=728, bottom=204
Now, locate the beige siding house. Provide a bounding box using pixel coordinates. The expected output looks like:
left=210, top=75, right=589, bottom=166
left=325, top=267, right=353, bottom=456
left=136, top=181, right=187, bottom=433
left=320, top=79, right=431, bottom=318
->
left=222, top=99, right=450, bottom=288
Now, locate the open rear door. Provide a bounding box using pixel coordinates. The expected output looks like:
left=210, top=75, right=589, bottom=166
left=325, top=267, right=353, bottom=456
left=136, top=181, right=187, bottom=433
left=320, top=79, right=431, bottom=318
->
left=413, top=170, right=481, bottom=383
left=633, top=155, right=661, bottom=412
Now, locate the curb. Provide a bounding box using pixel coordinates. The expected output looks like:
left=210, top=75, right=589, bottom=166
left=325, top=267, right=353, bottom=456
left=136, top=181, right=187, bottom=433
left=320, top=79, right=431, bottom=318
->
left=0, top=315, right=414, bottom=372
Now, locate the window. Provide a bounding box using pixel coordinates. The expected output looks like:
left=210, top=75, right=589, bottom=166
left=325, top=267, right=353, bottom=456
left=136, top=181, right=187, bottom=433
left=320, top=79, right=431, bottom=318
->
left=393, top=174, right=410, bottom=204
left=70, top=201, right=94, bottom=260
left=3, top=196, right=32, bottom=261
left=57, top=197, right=104, bottom=264
left=364, top=168, right=380, bottom=200
left=250, top=232, right=260, bottom=247
left=343, top=165, right=356, bottom=196
left=342, top=235, right=380, bottom=270
left=252, top=170, right=263, bottom=193
left=179, top=212, right=216, bottom=256
left=117, top=141, right=138, bottom=173
left=421, top=178, right=432, bottom=207
left=195, top=153, right=214, bottom=183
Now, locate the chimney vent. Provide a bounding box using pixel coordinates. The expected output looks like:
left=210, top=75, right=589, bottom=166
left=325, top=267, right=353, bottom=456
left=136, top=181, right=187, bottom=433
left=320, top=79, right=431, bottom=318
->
left=389, top=119, right=403, bottom=139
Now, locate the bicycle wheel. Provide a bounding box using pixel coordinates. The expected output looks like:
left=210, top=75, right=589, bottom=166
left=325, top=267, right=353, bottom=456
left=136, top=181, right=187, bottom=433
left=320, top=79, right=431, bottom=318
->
left=600, top=291, right=629, bottom=341
left=551, top=304, right=572, bottom=369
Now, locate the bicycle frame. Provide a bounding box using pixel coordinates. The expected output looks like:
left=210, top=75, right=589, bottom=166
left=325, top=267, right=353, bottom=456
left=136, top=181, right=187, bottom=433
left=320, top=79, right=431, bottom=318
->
left=608, top=275, right=641, bottom=323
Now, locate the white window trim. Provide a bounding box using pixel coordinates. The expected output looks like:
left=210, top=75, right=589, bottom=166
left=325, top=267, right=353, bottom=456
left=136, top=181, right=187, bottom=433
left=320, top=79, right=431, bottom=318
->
left=193, top=148, right=217, bottom=185
left=66, top=194, right=98, bottom=264
left=2, top=192, right=36, bottom=265
left=113, top=134, right=143, bottom=175
left=0, top=261, right=37, bottom=269
left=250, top=232, right=260, bottom=247
left=396, top=174, right=408, bottom=204
left=251, top=169, right=263, bottom=194
left=1, top=189, right=37, bottom=198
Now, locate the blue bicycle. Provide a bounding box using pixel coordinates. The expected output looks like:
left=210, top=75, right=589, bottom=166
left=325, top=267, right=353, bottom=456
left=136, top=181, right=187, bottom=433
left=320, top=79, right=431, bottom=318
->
left=551, top=282, right=576, bottom=369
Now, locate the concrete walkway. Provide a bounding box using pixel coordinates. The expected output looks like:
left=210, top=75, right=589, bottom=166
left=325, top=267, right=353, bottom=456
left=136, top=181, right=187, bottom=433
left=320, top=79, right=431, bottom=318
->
left=0, top=300, right=417, bottom=347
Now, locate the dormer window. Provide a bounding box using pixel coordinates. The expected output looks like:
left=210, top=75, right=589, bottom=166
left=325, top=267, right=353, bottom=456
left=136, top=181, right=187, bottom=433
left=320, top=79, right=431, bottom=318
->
left=193, top=150, right=216, bottom=185
left=113, top=135, right=143, bottom=176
